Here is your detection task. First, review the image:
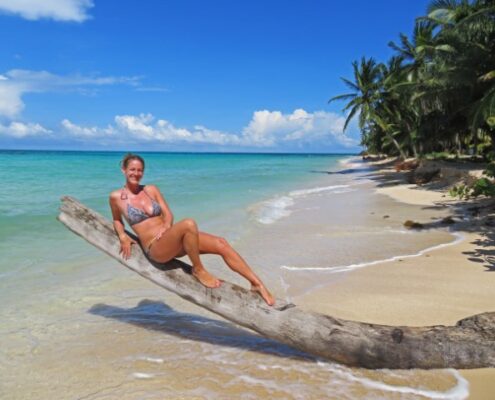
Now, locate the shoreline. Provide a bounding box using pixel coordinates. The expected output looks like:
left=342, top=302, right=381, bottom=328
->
left=2, top=153, right=494, bottom=399
left=299, top=158, right=495, bottom=399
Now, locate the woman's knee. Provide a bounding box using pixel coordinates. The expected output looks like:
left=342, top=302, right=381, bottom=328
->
left=216, top=236, right=231, bottom=254
left=181, top=218, right=198, bottom=233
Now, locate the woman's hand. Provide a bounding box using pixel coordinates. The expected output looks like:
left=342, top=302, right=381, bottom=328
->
left=119, top=235, right=137, bottom=260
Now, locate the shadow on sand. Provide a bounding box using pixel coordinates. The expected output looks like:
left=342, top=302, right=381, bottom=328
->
left=461, top=218, right=495, bottom=272
left=422, top=198, right=495, bottom=272
left=367, top=168, right=495, bottom=272
left=89, top=299, right=314, bottom=361
left=318, top=161, right=495, bottom=272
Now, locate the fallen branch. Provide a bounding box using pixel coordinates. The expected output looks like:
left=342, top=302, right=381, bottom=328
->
left=58, top=196, right=495, bottom=369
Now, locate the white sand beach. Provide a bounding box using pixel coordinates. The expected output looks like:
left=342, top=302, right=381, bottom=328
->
left=2, top=157, right=494, bottom=400
left=300, top=161, right=495, bottom=399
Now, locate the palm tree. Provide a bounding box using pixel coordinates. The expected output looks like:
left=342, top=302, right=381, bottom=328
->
left=422, top=0, right=495, bottom=152
left=329, top=57, right=383, bottom=131
left=332, top=0, right=495, bottom=158
left=379, top=56, right=422, bottom=157
left=329, top=57, right=408, bottom=158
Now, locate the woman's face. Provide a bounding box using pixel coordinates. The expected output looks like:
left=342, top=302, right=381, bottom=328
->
left=122, top=159, right=144, bottom=185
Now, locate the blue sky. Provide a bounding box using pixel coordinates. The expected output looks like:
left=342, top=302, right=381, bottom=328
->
left=0, top=0, right=431, bottom=153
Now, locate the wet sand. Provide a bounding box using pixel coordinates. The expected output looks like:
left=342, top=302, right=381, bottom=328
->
left=300, top=162, right=495, bottom=399
left=2, top=158, right=494, bottom=399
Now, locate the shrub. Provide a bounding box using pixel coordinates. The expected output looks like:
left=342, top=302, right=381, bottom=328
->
left=449, top=163, right=495, bottom=199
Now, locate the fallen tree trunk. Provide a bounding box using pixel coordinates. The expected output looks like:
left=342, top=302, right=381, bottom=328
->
left=58, top=196, right=495, bottom=369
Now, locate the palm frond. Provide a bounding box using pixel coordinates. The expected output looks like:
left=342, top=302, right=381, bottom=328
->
left=328, top=93, right=356, bottom=103
left=470, top=84, right=495, bottom=132
left=343, top=106, right=360, bottom=132
left=479, top=70, right=495, bottom=82
left=427, top=0, right=461, bottom=15
left=341, top=77, right=359, bottom=91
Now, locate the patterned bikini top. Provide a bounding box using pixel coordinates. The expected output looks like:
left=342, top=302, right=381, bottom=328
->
left=123, top=186, right=162, bottom=226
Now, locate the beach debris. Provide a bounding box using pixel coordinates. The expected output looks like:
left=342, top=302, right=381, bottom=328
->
left=395, top=159, right=419, bottom=172
left=485, top=218, right=495, bottom=227
left=408, top=164, right=441, bottom=185
left=468, top=206, right=481, bottom=217
left=362, top=152, right=386, bottom=161
left=440, top=216, right=456, bottom=225
left=383, top=215, right=390, bottom=219
left=58, top=196, right=495, bottom=370
left=404, top=220, right=424, bottom=229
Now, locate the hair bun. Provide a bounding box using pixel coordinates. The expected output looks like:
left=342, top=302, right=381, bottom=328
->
left=121, top=153, right=145, bottom=169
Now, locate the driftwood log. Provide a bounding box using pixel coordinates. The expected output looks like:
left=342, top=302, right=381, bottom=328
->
left=58, top=196, right=495, bottom=369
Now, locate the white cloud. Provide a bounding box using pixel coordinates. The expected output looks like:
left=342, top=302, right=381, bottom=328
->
left=61, top=118, right=115, bottom=138
left=2, top=109, right=359, bottom=150
left=0, top=69, right=140, bottom=118
left=0, top=121, right=51, bottom=138
left=4, top=69, right=139, bottom=89
left=62, top=109, right=358, bottom=148
left=0, top=83, right=25, bottom=118
left=115, top=114, right=156, bottom=140
left=192, top=125, right=242, bottom=146
left=241, top=109, right=356, bottom=147
left=0, top=0, right=93, bottom=22
left=115, top=114, right=242, bottom=145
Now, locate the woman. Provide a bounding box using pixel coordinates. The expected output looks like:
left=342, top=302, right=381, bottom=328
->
left=109, top=153, right=275, bottom=306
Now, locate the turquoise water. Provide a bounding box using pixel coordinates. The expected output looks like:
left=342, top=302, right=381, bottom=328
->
left=0, top=151, right=468, bottom=400
left=0, top=150, right=346, bottom=286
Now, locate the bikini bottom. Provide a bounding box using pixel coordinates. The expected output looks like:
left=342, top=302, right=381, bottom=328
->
left=144, top=226, right=168, bottom=258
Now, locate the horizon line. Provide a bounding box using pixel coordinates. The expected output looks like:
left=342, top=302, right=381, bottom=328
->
left=0, top=148, right=359, bottom=156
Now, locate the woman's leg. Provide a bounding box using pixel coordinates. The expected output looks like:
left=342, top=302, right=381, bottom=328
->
left=197, top=232, right=275, bottom=305
left=148, top=219, right=221, bottom=288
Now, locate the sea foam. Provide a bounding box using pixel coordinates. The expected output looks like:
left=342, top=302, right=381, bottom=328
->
left=289, top=184, right=350, bottom=197
left=251, top=359, right=469, bottom=399
left=281, top=231, right=464, bottom=273
left=252, top=196, right=295, bottom=224
left=251, top=184, right=351, bottom=224
left=132, top=372, right=155, bottom=379
left=320, top=362, right=469, bottom=400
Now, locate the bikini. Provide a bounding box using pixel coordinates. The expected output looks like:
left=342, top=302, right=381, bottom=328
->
left=122, top=186, right=166, bottom=257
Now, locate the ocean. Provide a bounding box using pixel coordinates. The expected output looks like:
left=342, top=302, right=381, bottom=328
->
left=0, top=150, right=467, bottom=399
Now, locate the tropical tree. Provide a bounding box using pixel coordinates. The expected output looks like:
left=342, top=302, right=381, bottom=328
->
left=329, top=57, right=408, bottom=158
left=331, top=0, right=495, bottom=159
left=420, top=0, right=495, bottom=153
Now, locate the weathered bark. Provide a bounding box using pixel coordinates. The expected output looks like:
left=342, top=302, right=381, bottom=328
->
left=407, top=163, right=441, bottom=185
left=58, top=196, right=495, bottom=369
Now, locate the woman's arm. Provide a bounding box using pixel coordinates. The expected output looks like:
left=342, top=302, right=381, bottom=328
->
left=109, top=192, right=136, bottom=259
left=147, top=185, right=174, bottom=228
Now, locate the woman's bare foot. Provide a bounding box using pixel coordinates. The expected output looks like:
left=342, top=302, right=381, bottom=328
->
left=192, top=267, right=222, bottom=288
left=251, top=283, right=275, bottom=306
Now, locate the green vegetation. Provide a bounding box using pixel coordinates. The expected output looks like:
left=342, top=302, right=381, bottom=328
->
left=450, top=162, right=495, bottom=198
left=331, top=0, right=495, bottom=160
